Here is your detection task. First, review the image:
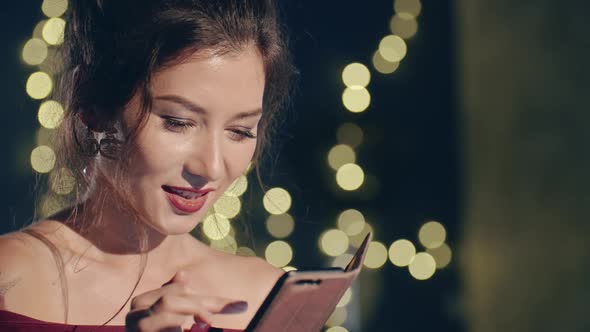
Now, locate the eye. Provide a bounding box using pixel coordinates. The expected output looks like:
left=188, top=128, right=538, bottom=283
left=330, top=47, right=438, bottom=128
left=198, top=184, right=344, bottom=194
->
left=227, top=128, right=257, bottom=142
left=161, top=116, right=194, bottom=133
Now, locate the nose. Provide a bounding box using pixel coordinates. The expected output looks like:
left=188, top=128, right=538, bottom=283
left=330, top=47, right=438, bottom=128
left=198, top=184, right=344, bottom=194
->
left=183, top=133, right=225, bottom=184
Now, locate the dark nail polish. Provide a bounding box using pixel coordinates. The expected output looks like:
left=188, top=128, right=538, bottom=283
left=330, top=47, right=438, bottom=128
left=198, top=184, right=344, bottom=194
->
left=221, top=301, right=248, bottom=314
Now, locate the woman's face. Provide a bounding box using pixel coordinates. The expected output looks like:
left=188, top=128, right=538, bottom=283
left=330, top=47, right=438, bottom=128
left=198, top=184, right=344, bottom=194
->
left=120, top=46, right=265, bottom=235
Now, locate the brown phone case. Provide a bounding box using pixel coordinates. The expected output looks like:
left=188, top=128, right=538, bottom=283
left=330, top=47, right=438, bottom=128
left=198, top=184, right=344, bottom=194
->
left=244, top=232, right=372, bottom=332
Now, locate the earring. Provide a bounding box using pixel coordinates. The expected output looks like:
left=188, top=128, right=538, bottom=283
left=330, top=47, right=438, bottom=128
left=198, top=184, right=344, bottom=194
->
left=74, top=123, right=100, bottom=157
left=98, top=125, right=123, bottom=160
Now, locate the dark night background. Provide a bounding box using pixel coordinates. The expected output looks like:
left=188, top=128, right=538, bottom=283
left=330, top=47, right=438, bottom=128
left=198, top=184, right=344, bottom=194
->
left=5, top=1, right=460, bottom=331
left=5, top=1, right=589, bottom=332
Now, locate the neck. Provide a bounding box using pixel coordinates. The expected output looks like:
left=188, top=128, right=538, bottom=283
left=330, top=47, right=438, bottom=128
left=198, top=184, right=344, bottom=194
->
left=56, top=193, right=192, bottom=270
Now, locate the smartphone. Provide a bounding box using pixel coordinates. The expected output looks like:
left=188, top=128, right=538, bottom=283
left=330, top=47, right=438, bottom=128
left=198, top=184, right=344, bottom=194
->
left=243, top=232, right=372, bottom=332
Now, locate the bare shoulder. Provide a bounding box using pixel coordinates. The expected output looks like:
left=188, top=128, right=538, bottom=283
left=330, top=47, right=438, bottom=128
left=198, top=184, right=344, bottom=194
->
left=0, top=232, right=37, bottom=294
left=0, top=229, right=63, bottom=317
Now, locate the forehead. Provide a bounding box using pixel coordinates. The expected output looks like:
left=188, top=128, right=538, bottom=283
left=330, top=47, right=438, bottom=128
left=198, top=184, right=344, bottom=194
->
left=151, top=47, right=266, bottom=112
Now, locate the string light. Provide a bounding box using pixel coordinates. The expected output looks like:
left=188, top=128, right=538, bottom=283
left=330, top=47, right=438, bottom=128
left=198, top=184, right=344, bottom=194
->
left=320, top=229, right=349, bottom=257
left=408, top=252, right=436, bottom=280
left=342, top=62, right=371, bottom=88
left=427, top=243, right=452, bottom=269
left=331, top=253, right=354, bottom=269
left=26, top=72, right=53, bottom=99
left=42, top=17, right=66, bottom=45
left=225, top=175, right=248, bottom=197
left=336, top=288, right=352, bottom=307
left=262, top=187, right=292, bottom=215
left=325, top=307, right=347, bottom=327
left=210, top=236, right=238, bottom=254
left=378, top=35, right=407, bottom=62
left=41, top=0, right=68, bottom=18
left=38, top=100, right=64, bottom=129
left=49, top=167, right=75, bottom=195
left=389, top=239, right=416, bottom=267
left=364, top=241, right=388, bottom=269
left=418, top=220, right=447, bottom=249
left=22, top=39, right=48, bottom=65
left=349, top=222, right=373, bottom=248
left=336, top=163, right=365, bottom=191
left=328, top=144, right=356, bottom=170
left=394, top=0, right=422, bottom=18
left=265, top=240, right=293, bottom=267
left=203, top=213, right=231, bottom=240
left=336, top=123, right=363, bottom=148
left=236, top=247, right=256, bottom=257
left=30, top=145, right=56, bottom=173
left=326, top=327, right=348, bottom=332
left=390, top=13, right=418, bottom=39
left=337, top=209, right=365, bottom=236
left=342, top=87, right=371, bottom=113
left=266, top=213, right=295, bottom=238
left=213, top=194, right=241, bottom=219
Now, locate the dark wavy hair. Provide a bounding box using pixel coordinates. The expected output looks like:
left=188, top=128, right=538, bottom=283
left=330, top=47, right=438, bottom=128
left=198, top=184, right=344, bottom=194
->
left=35, top=0, right=296, bottom=325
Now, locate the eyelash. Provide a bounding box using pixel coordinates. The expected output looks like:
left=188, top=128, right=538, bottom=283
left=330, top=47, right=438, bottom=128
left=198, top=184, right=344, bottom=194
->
left=161, top=116, right=257, bottom=142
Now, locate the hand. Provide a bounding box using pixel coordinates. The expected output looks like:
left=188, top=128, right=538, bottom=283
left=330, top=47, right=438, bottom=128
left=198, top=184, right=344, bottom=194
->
left=125, top=270, right=248, bottom=332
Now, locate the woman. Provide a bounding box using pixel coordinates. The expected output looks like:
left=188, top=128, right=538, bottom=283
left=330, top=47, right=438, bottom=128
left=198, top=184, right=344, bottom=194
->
left=0, top=0, right=295, bottom=331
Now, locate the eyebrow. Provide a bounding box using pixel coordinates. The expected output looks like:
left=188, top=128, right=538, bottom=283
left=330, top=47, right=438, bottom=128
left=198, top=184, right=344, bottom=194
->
left=155, top=94, right=262, bottom=121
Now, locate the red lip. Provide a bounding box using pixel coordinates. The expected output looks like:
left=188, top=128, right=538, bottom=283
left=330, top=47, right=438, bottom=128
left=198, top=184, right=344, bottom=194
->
left=162, top=185, right=213, bottom=214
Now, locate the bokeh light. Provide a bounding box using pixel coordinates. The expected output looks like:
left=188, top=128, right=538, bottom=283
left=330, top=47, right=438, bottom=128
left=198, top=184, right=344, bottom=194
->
left=349, top=222, right=373, bottom=248
left=36, top=127, right=56, bottom=146
left=378, top=35, right=407, bottom=62
left=40, top=194, right=64, bottom=218
left=427, top=243, right=452, bottom=269
left=388, top=239, right=416, bottom=267
left=394, top=0, right=422, bottom=18
left=337, top=209, right=365, bottom=236
left=336, top=288, right=352, bottom=308
left=372, top=51, right=400, bottom=74
left=336, top=123, right=363, bottom=148
left=342, top=62, right=371, bottom=88
left=408, top=252, right=436, bottom=280
left=203, top=213, right=231, bottom=240
left=331, top=253, right=354, bottom=269
left=210, top=236, right=237, bottom=254
left=336, top=163, right=365, bottom=191
left=42, top=17, right=66, bottom=45
left=342, top=87, right=371, bottom=113
left=320, top=229, right=349, bottom=257
left=38, top=100, right=64, bottom=129
left=266, top=213, right=295, bottom=238
left=50, top=167, right=75, bottom=195
left=327, top=144, right=356, bottom=170
left=364, top=241, right=388, bottom=269
left=418, top=220, right=447, bottom=249
left=262, top=187, right=292, bottom=215
left=390, top=13, right=418, bottom=39
left=236, top=246, right=256, bottom=257
left=42, top=0, right=68, bottom=18
left=213, top=194, right=241, bottom=219
left=265, top=240, right=293, bottom=267
left=30, top=145, right=56, bottom=173
left=325, top=307, right=347, bottom=327
left=33, top=20, right=47, bottom=39
left=225, top=175, right=248, bottom=197
left=22, top=38, right=48, bottom=65
left=26, top=72, right=53, bottom=100
left=326, top=327, right=348, bottom=332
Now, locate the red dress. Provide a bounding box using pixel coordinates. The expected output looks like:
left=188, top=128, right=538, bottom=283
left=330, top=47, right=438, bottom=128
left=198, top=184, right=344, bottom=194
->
left=0, top=310, right=243, bottom=332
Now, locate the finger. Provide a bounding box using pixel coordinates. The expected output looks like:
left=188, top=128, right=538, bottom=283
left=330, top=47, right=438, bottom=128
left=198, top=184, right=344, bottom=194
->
left=130, top=271, right=191, bottom=310
left=150, top=295, right=215, bottom=325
